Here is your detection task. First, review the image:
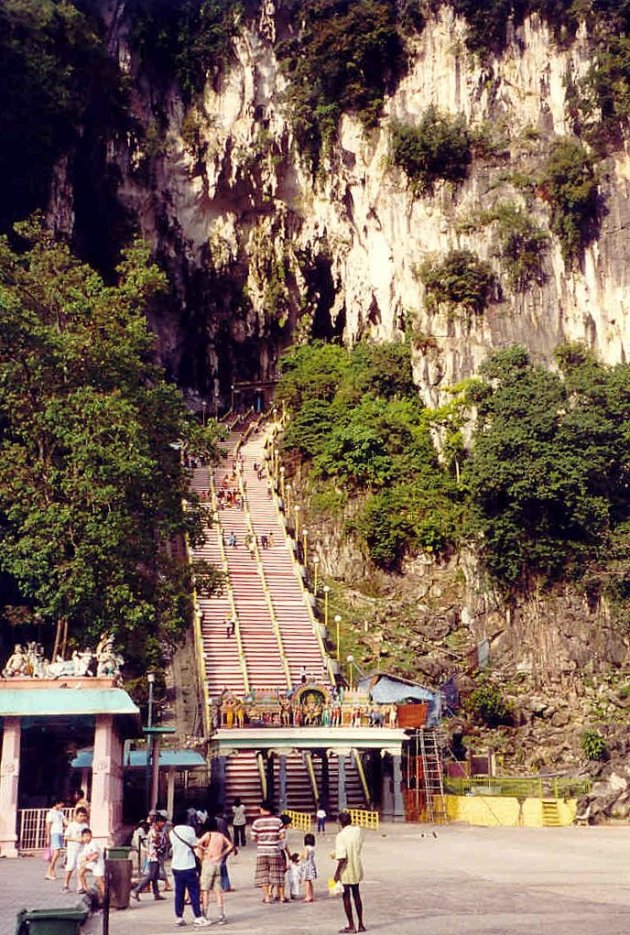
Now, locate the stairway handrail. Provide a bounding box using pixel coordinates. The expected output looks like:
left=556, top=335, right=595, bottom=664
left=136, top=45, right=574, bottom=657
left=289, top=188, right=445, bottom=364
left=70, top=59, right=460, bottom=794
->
left=236, top=461, right=293, bottom=690
left=262, top=435, right=336, bottom=686
left=209, top=473, right=251, bottom=696
left=184, top=506, right=211, bottom=738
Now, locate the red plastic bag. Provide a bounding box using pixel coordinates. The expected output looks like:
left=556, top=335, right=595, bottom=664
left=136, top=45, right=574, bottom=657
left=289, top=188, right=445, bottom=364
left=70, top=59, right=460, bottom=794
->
left=42, top=846, right=51, bottom=861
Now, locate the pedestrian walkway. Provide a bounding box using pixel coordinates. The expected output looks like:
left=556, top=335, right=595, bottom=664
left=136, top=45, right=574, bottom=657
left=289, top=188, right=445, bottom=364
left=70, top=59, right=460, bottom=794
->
left=3, top=826, right=630, bottom=935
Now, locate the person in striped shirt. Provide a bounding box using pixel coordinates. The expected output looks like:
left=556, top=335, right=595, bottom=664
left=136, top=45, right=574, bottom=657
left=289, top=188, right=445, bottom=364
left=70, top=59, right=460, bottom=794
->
left=250, top=801, right=286, bottom=903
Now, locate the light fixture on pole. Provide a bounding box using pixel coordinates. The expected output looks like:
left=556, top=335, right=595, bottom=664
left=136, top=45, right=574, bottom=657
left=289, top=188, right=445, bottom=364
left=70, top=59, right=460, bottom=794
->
left=213, top=392, right=220, bottom=418
left=302, top=527, right=308, bottom=565
left=286, top=483, right=292, bottom=514
left=323, top=585, right=330, bottom=630
left=294, top=504, right=301, bottom=539
left=145, top=672, right=155, bottom=811
left=313, top=556, right=319, bottom=595
left=334, top=614, right=342, bottom=661
left=347, top=654, right=355, bottom=692
left=201, top=400, right=207, bottom=426
left=279, top=465, right=285, bottom=499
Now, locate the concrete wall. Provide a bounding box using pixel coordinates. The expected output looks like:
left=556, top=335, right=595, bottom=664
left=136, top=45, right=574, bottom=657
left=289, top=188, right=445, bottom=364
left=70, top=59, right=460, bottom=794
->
left=444, top=795, right=577, bottom=827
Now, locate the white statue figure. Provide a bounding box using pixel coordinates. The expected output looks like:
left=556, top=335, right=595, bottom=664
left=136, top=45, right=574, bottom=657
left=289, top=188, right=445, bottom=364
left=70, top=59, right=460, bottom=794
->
left=96, top=635, right=122, bottom=679
left=2, top=644, right=26, bottom=678
left=47, top=655, right=76, bottom=678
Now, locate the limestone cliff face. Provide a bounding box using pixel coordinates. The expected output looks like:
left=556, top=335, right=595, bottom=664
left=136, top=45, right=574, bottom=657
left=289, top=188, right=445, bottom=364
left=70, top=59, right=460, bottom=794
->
left=47, top=2, right=629, bottom=406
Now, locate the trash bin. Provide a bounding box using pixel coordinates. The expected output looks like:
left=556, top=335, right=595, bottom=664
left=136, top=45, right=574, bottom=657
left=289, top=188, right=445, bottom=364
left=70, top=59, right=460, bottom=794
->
left=106, top=846, right=132, bottom=860
left=105, top=849, right=133, bottom=910
left=15, top=905, right=88, bottom=935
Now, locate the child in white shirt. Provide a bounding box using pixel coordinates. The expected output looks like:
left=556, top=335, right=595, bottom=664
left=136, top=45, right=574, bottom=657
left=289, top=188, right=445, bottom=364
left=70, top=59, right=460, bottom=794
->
left=286, top=853, right=301, bottom=899
left=78, top=828, right=105, bottom=899
left=63, top=807, right=89, bottom=892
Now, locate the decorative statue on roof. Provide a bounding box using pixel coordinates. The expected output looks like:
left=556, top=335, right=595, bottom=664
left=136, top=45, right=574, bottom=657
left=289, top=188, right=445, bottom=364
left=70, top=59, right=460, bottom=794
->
left=95, top=635, right=123, bottom=679
left=2, top=644, right=27, bottom=678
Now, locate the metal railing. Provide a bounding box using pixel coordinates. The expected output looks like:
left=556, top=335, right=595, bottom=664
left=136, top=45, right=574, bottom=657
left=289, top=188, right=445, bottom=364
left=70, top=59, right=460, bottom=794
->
left=284, top=809, right=313, bottom=831
left=18, top=807, right=74, bottom=852
left=348, top=808, right=380, bottom=830
left=444, top=776, right=592, bottom=799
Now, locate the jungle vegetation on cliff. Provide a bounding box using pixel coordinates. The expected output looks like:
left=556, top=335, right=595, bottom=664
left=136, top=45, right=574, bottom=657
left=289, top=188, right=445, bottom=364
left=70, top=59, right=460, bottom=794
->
left=278, top=342, right=630, bottom=610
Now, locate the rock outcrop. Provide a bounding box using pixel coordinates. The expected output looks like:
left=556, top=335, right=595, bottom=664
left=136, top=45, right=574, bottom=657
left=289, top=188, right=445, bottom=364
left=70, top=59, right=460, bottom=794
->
left=48, top=2, right=629, bottom=405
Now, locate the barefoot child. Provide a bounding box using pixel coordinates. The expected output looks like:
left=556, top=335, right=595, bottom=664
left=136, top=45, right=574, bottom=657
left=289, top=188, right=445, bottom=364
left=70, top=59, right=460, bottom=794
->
left=77, top=828, right=105, bottom=899
left=286, top=853, right=301, bottom=899
left=301, top=832, right=317, bottom=902
left=197, top=817, right=235, bottom=924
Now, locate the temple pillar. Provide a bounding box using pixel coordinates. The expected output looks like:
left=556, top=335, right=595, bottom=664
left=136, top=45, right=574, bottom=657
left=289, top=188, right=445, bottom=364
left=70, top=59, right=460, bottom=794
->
left=210, top=756, right=226, bottom=812
left=392, top=754, right=405, bottom=821
left=166, top=767, right=176, bottom=820
left=321, top=752, right=330, bottom=812
left=381, top=753, right=394, bottom=821
left=90, top=715, right=123, bottom=845
left=278, top=755, right=287, bottom=813
left=337, top=754, right=347, bottom=814
left=266, top=754, right=275, bottom=810
left=0, top=717, right=21, bottom=857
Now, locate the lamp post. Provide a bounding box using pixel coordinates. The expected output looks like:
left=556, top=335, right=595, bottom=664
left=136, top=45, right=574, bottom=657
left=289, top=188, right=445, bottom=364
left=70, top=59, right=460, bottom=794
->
left=279, top=465, right=285, bottom=499
left=323, top=585, right=330, bottom=630
left=334, top=615, right=342, bottom=662
left=313, top=556, right=319, bottom=596
left=294, top=504, right=301, bottom=540
left=201, top=400, right=207, bottom=426
left=145, top=672, right=155, bottom=811
left=286, top=483, right=292, bottom=515
left=302, top=528, right=308, bottom=565
left=214, top=392, right=220, bottom=419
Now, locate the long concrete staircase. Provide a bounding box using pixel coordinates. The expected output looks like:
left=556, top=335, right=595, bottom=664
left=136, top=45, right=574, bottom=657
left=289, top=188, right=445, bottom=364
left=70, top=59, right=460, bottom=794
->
left=190, top=421, right=327, bottom=699
left=189, top=418, right=367, bottom=813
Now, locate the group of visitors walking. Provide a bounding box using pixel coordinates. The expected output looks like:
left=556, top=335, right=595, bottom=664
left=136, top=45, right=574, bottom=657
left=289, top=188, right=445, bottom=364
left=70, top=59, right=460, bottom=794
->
left=44, top=792, right=366, bottom=931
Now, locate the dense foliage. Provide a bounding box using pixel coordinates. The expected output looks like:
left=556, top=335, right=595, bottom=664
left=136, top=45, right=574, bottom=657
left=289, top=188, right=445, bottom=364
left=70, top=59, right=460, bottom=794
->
left=419, top=249, right=495, bottom=315
left=391, top=108, right=472, bottom=194
left=276, top=0, right=422, bottom=167
left=278, top=341, right=464, bottom=568
left=0, top=222, right=222, bottom=672
left=538, top=139, right=599, bottom=265
left=127, top=0, right=241, bottom=100
left=280, top=340, right=629, bottom=597
left=0, top=0, right=124, bottom=234
left=465, top=345, right=630, bottom=587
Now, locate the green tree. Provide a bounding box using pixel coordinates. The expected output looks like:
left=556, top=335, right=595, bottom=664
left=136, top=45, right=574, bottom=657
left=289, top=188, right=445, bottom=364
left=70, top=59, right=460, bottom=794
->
left=391, top=108, right=471, bottom=194
left=419, top=249, right=495, bottom=315
left=465, top=346, right=630, bottom=586
left=0, top=222, right=221, bottom=672
left=539, top=138, right=599, bottom=265
left=0, top=0, right=125, bottom=233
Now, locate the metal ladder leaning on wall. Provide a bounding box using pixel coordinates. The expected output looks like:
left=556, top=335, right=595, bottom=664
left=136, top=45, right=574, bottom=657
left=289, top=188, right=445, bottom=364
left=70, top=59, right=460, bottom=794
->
left=420, top=730, right=448, bottom=823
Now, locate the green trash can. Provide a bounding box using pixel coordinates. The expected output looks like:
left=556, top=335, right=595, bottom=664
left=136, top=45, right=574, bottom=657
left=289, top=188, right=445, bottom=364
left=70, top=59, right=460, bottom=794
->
left=15, top=905, right=88, bottom=935
left=105, top=848, right=133, bottom=909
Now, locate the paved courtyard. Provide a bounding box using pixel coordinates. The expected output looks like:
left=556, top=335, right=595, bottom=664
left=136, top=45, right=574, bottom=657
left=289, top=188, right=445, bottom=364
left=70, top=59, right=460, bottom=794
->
left=2, top=824, right=630, bottom=934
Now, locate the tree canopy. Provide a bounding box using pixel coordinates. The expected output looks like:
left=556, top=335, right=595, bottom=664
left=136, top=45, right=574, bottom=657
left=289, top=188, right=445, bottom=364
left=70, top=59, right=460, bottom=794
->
left=0, top=222, right=221, bottom=672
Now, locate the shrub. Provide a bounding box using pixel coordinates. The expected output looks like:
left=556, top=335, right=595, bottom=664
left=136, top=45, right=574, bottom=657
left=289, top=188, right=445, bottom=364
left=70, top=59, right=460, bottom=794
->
left=466, top=681, right=514, bottom=726
left=391, top=107, right=471, bottom=194
left=580, top=728, right=608, bottom=761
left=277, top=0, right=420, bottom=168
left=129, top=0, right=240, bottom=100
left=579, top=37, right=630, bottom=147
left=538, top=138, right=599, bottom=265
left=419, top=250, right=495, bottom=315
left=492, top=203, right=548, bottom=290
